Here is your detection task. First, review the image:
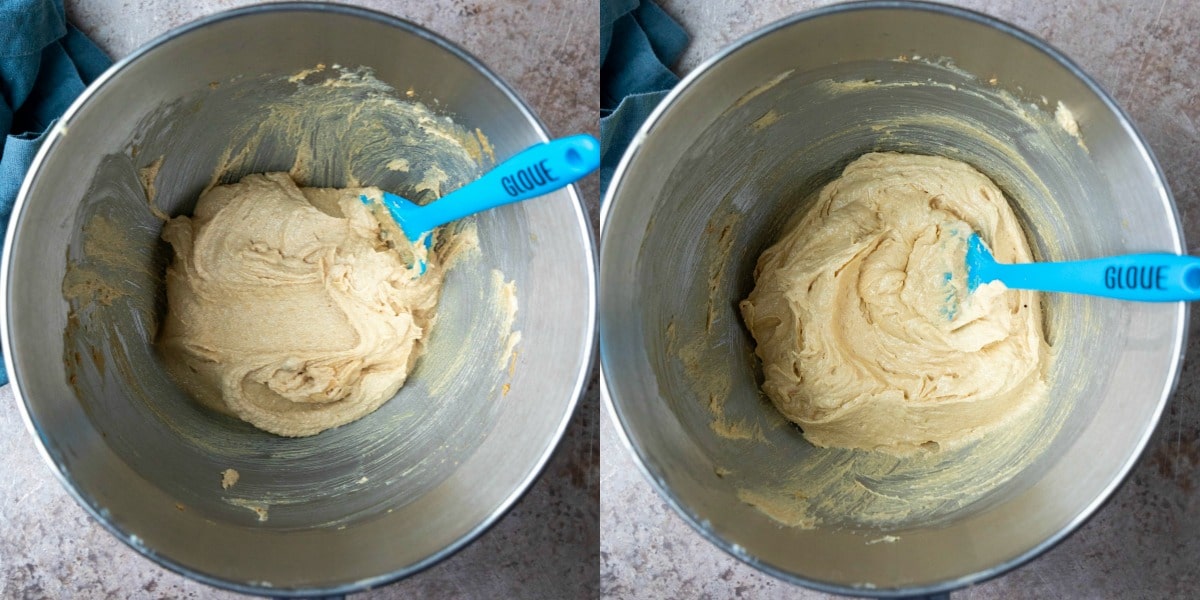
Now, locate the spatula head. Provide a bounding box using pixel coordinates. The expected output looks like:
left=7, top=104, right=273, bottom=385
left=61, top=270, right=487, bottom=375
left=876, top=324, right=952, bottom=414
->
left=376, top=191, right=426, bottom=241
left=965, top=233, right=997, bottom=292
left=360, top=192, right=431, bottom=275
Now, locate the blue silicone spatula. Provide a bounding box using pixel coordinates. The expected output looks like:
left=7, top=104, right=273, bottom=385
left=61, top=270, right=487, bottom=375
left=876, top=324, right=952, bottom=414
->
left=966, top=233, right=1200, bottom=301
left=364, top=133, right=599, bottom=249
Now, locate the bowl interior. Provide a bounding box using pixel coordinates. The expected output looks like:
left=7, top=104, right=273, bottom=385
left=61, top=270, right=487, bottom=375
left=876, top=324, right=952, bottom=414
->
left=6, top=6, right=593, bottom=593
left=601, top=5, right=1181, bottom=593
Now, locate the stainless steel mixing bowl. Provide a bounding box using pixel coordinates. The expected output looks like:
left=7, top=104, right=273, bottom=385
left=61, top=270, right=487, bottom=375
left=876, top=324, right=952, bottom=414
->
left=600, top=2, right=1183, bottom=596
left=2, top=3, right=595, bottom=595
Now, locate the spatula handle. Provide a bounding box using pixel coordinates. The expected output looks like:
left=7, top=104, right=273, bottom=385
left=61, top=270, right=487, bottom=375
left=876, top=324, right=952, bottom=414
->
left=986, top=253, right=1200, bottom=302
left=414, top=134, right=600, bottom=232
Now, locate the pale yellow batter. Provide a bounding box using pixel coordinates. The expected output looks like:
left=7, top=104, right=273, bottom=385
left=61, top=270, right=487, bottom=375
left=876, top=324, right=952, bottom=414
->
left=739, top=152, right=1048, bottom=455
left=159, top=172, right=445, bottom=437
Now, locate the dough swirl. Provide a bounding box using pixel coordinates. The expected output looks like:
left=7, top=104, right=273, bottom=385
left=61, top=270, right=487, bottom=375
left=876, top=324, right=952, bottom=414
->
left=739, top=153, right=1048, bottom=454
left=160, top=172, right=443, bottom=437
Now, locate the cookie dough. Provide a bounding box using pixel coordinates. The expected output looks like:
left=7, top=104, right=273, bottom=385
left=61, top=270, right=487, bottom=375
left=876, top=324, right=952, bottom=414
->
left=221, top=468, right=239, bottom=490
left=739, top=152, right=1048, bottom=454
left=159, top=172, right=445, bottom=437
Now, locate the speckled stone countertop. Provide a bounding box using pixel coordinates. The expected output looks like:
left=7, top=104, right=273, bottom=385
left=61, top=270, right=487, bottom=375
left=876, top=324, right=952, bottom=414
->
left=601, top=0, right=1200, bottom=598
left=0, top=1, right=598, bottom=598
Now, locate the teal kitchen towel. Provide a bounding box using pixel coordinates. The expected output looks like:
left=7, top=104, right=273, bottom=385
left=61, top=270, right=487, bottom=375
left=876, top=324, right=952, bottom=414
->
left=600, top=0, right=688, bottom=193
left=0, top=0, right=112, bottom=385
